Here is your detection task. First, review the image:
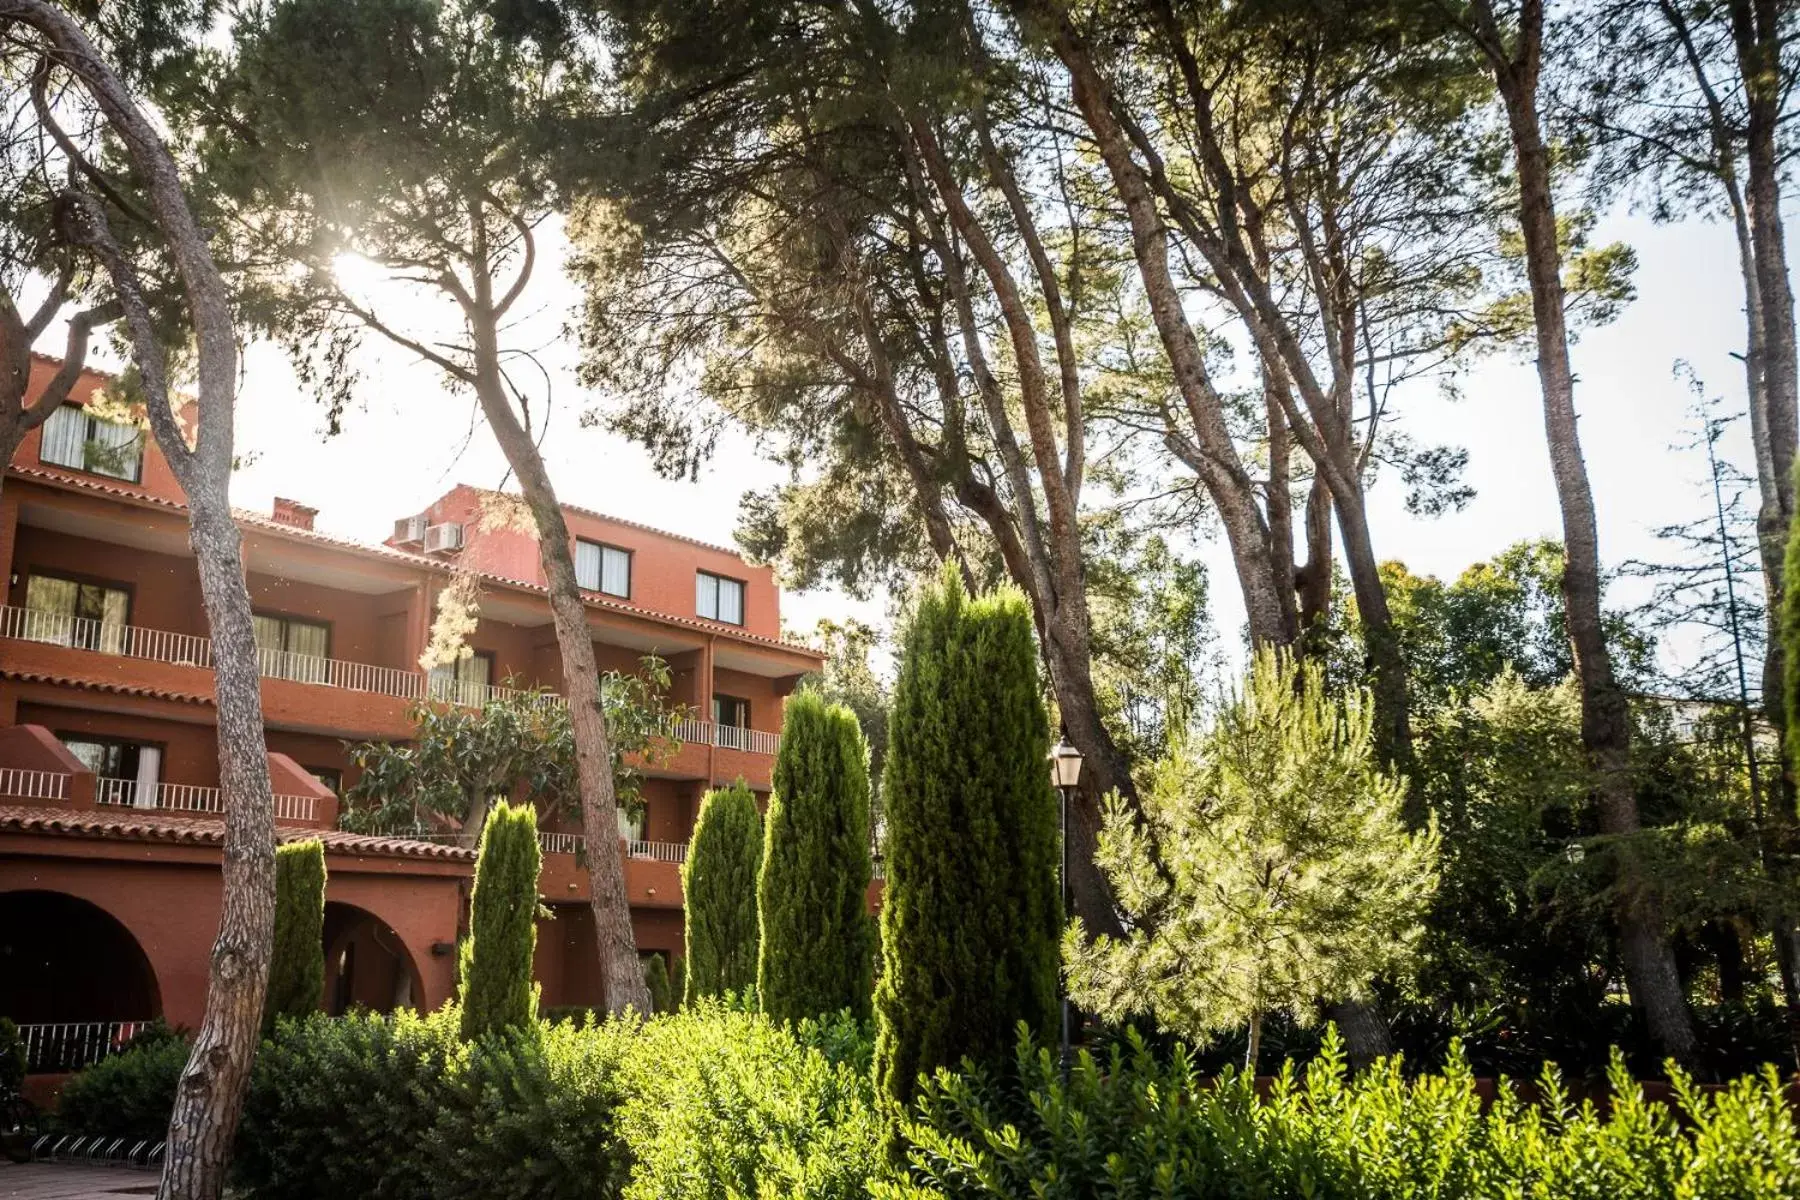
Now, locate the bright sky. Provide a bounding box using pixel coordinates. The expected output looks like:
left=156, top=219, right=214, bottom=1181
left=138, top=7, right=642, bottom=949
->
left=143, top=202, right=1775, bottom=672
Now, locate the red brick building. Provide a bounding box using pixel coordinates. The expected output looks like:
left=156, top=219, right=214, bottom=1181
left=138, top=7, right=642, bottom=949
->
left=0, top=356, right=821, bottom=1081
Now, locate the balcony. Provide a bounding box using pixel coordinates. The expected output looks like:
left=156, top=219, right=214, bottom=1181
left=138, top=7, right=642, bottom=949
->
left=538, top=832, right=688, bottom=863
left=0, top=605, right=784, bottom=769
left=93, top=778, right=318, bottom=823
left=0, top=766, right=69, bottom=802
left=17, top=1020, right=153, bottom=1074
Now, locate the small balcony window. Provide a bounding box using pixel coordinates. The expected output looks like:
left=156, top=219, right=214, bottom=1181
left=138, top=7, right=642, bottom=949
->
left=575, top=539, right=631, bottom=598
left=253, top=612, right=331, bottom=683
left=697, top=571, right=745, bottom=625
left=62, top=734, right=161, bottom=808
left=40, top=402, right=145, bottom=483
left=21, top=573, right=129, bottom=653
left=428, top=649, right=494, bottom=706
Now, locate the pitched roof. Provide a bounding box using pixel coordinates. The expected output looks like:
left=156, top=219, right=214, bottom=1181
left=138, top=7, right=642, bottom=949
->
left=0, top=668, right=214, bottom=706
left=0, top=804, right=477, bottom=862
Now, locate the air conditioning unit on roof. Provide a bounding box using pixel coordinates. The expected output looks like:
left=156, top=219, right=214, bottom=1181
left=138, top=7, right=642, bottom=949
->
left=422, top=522, right=465, bottom=554
left=393, top=514, right=428, bottom=545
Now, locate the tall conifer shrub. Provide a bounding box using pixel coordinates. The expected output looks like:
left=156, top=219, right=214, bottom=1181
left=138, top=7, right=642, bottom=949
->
left=683, top=781, right=762, bottom=1003
left=459, top=801, right=542, bottom=1040
left=264, top=839, right=326, bottom=1036
left=873, top=565, right=1060, bottom=1122
left=759, top=691, right=874, bottom=1023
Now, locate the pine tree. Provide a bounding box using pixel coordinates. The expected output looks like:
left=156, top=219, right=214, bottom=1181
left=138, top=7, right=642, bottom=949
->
left=682, top=781, right=763, bottom=1003
left=873, top=564, right=1060, bottom=1122
left=459, top=801, right=542, bottom=1040
left=759, top=690, right=874, bottom=1023
left=263, top=839, right=326, bottom=1036
left=1784, top=501, right=1800, bottom=771
left=1065, top=649, right=1440, bottom=1070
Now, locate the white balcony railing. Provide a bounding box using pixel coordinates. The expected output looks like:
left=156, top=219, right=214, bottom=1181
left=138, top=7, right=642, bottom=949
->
left=19, top=1020, right=152, bottom=1074
left=0, top=605, right=781, bottom=757
left=0, top=766, right=70, bottom=801
left=672, top=717, right=780, bottom=756
left=94, top=778, right=317, bottom=823
left=536, top=832, right=689, bottom=864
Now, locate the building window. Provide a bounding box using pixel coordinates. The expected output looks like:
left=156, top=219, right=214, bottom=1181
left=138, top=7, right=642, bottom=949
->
left=39, top=402, right=145, bottom=483
left=696, top=571, right=745, bottom=625
left=21, top=573, right=129, bottom=653
left=712, top=694, right=752, bottom=749
left=253, top=612, right=331, bottom=683
left=429, top=650, right=494, bottom=706
left=575, top=539, right=632, bottom=598
left=61, top=734, right=161, bottom=808
left=616, top=805, right=646, bottom=842
left=304, top=766, right=343, bottom=795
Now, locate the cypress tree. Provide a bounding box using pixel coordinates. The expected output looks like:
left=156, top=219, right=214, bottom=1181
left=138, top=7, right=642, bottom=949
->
left=643, top=953, right=673, bottom=1014
left=682, top=780, right=762, bottom=1003
left=459, top=801, right=542, bottom=1040
left=873, top=564, right=1060, bottom=1122
left=759, top=690, right=874, bottom=1023
left=263, top=839, right=326, bottom=1036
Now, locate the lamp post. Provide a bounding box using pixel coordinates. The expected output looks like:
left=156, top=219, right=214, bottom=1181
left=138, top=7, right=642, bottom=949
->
left=1048, top=734, right=1084, bottom=1076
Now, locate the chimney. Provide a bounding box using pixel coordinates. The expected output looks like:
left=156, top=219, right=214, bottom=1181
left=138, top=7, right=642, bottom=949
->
left=271, top=497, right=318, bottom=532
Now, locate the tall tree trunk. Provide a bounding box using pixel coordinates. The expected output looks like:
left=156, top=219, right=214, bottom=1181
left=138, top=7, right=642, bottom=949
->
left=1481, top=6, right=1699, bottom=1069
left=4, top=5, right=282, bottom=1193
left=466, top=302, right=650, bottom=1017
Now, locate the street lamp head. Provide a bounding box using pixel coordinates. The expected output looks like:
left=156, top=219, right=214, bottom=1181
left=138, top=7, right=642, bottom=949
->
left=1049, top=735, right=1084, bottom=790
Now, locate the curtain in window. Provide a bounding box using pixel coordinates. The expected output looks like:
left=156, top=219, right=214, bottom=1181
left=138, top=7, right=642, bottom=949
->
left=429, top=652, right=490, bottom=705
left=287, top=620, right=328, bottom=682
left=22, top=575, right=78, bottom=645
left=86, top=416, right=143, bottom=481
left=616, top=806, right=645, bottom=842
left=575, top=539, right=602, bottom=591
left=601, top=546, right=630, bottom=596
left=39, top=404, right=86, bottom=470
left=718, top=578, right=744, bottom=624
left=697, top=571, right=718, bottom=619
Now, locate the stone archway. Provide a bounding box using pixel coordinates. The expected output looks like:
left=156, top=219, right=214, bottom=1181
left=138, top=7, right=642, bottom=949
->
left=322, top=901, right=424, bottom=1015
left=0, top=889, right=162, bottom=1024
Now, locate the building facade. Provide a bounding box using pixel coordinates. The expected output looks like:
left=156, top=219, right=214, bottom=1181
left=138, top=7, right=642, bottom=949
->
left=0, top=356, right=821, bottom=1084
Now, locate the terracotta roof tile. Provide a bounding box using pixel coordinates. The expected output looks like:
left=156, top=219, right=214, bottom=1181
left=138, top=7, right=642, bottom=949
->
left=0, top=804, right=476, bottom=862
left=0, top=668, right=213, bottom=706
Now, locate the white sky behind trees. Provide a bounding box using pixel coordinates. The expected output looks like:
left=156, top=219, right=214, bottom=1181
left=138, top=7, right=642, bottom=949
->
left=110, top=200, right=1777, bottom=679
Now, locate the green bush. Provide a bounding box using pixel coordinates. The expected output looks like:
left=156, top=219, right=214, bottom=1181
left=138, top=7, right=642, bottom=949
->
left=55, top=1034, right=190, bottom=1139
left=615, top=1000, right=880, bottom=1200
left=0, top=1017, right=24, bottom=1092
left=265, top=838, right=326, bottom=1035
left=235, top=1008, right=628, bottom=1200
left=875, top=1028, right=1800, bottom=1199
left=643, top=954, right=674, bottom=1014
left=460, top=800, right=543, bottom=1040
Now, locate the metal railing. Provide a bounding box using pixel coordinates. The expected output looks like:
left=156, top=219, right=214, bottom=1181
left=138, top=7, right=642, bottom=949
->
left=536, top=832, right=689, bottom=864
left=93, top=779, right=316, bottom=823
left=672, top=717, right=780, bottom=756
left=0, top=767, right=69, bottom=801
left=0, top=605, right=780, bottom=755
left=18, top=1020, right=153, bottom=1074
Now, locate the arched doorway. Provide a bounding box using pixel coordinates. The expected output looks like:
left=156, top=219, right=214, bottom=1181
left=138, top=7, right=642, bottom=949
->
left=322, top=901, right=423, bottom=1015
left=0, top=890, right=161, bottom=1024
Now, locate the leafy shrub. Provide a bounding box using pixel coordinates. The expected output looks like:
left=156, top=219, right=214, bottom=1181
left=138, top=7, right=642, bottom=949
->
left=613, top=1000, right=880, bottom=1200
left=234, top=1008, right=629, bottom=1200
left=55, top=1034, right=190, bottom=1139
left=876, top=1027, right=1800, bottom=1199
left=0, top=1018, right=24, bottom=1092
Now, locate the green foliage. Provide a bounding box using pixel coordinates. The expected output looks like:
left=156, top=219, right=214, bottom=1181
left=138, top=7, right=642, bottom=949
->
left=760, top=690, right=874, bottom=1024
left=801, top=618, right=891, bottom=797
left=264, top=838, right=326, bottom=1035
left=642, top=954, right=673, bottom=1015
left=235, top=1009, right=630, bottom=1200
left=0, top=1018, right=23, bottom=1093
left=682, top=781, right=763, bottom=1003
left=1067, top=649, right=1439, bottom=1062
left=876, top=1027, right=1800, bottom=1199
left=343, top=663, right=682, bottom=840
left=874, top=565, right=1060, bottom=1122
left=460, top=801, right=543, bottom=1040
left=55, top=1033, right=190, bottom=1139
left=1785, top=498, right=1800, bottom=776
left=615, top=1001, right=881, bottom=1200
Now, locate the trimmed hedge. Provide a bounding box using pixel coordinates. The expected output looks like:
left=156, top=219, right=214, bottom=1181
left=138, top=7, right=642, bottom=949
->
left=54, top=1029, right=189, bottom=1140
left=264, top=839, right=326, bottom=1035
